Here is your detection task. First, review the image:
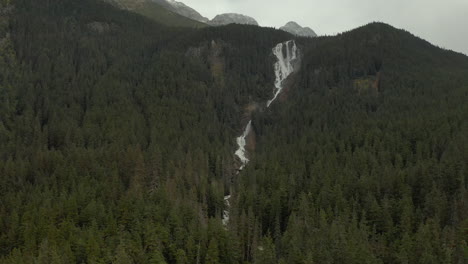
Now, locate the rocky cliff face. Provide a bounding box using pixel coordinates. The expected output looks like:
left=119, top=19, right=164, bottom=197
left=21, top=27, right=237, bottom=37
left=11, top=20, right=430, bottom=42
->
left=209, top=13, right=258, bottom=26
left=280, top=21, right=317, bottom=37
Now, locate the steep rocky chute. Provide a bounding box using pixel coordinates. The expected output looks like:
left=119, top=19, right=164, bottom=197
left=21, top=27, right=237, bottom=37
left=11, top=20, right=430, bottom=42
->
left=223, top=40, right=299, bottom=226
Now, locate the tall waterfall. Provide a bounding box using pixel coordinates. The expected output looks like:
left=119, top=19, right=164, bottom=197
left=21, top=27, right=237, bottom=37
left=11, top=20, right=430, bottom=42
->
left=267, top=40, right=298, bottom=107
left=223, top=40, right=299, bottom=226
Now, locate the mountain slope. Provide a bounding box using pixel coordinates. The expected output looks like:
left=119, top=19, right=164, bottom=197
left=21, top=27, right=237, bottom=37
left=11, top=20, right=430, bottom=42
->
left=239, top=22, right=468, bottom=263
left=1, top=1, right=467, bottom=263
left=154, top=0, right=209, bottom=23
left=105, top=0, right=207, bottom=27
left=0, top=0, right=290, bottom=262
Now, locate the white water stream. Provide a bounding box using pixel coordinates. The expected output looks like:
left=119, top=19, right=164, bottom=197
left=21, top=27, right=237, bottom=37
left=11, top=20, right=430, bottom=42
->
left=267, top=40, right=298, bottom=107
left=223, top=40, right=299, bottom=226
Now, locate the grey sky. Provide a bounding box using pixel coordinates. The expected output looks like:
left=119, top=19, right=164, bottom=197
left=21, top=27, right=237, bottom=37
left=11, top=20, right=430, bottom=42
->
left=182, top=0, right=468, bottom=55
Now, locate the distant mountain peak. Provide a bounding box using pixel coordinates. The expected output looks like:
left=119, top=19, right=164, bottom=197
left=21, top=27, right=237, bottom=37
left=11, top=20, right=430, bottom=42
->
left=160, top=0, right=209, bottom=23
left=280, top=21, right=317, bottom=37
left=209, top=13, right=259, bottom=26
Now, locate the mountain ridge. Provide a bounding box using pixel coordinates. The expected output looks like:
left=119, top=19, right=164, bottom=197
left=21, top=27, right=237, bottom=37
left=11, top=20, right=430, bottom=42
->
left=154, top=0, right=209, bottom=23
left=103, top=0, right=207, bottom=27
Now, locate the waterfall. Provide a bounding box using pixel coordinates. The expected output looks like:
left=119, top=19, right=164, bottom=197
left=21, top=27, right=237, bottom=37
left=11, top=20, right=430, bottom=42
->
left=267, top=40, right=298, bottom=107
left=223, top=40, right=299, bottom=226
left=234, top=120, right=252, bottom=171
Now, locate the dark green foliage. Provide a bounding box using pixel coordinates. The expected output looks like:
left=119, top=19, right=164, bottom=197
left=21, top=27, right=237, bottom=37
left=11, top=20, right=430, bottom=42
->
left=0, top=0, right=289, bottom=263
left=0, top=0, right=467, bottom=263
left=235, top=22, right=468, bottom=263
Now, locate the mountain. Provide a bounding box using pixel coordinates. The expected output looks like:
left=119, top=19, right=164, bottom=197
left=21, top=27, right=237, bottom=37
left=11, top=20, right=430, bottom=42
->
left=152, top=0, right=209, bottom=23
left=245, top=23, right=468, bottom=263
left=1, top=0, right=467, bottom=263
left=280, top=21, right=317, bottom=37
left=106, top=0, right=258, bottom=28
left=104, top=0, right=207, bottom=27
left=209, top=13, right=259, bottom=26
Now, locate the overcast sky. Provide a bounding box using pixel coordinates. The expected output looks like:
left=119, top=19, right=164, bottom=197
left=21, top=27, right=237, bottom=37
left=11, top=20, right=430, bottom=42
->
left=182, top=0, right=468, bottom=55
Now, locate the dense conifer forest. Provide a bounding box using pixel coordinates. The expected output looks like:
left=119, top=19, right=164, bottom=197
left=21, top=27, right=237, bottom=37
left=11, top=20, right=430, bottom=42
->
left=0, top=0, right=467, bottom=263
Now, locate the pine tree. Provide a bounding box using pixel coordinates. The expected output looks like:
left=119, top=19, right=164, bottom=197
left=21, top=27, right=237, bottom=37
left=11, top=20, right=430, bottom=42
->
left=205, top=239, right=220, bottom=264
left=254, top=236, right=276, bottom=264
left=113, top=242, right=134, bottom=264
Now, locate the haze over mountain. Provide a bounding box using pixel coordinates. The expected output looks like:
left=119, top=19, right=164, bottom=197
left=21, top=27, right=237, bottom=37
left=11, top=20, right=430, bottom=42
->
left=0, top=0, right=467, bottom=263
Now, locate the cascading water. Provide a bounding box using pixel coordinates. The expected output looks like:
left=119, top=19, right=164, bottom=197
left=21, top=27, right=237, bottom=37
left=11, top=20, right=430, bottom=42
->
left=267, top=40, right=298, bottom=107
left=223, top=40, right=299, bottom=226
left=222, top=194, right=231, bottom=226
left=234, top=120, right=252, bottom=171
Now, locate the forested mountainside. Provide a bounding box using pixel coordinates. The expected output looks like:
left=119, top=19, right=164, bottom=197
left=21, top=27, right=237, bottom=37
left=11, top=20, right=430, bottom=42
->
left=0, top=0, right=467, bottom=264
left=242, top=23, right=468, bottom=263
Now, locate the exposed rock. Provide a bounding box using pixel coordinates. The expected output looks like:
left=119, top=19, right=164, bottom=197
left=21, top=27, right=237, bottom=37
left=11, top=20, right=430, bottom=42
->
left=87, top=22, right=115, bottom=33
left=185, top=46, right=204, bottom=58
left=186, top=40, right=226, bottom=80
left=208, top=40, right=225, bottom=79
left=0, top=5, right=14, bottom=15
left=209, top=13, right=258, bottom=26
left=0, top=4, right=13, bottom=43
left=280, top=21, right=317, bottom=37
